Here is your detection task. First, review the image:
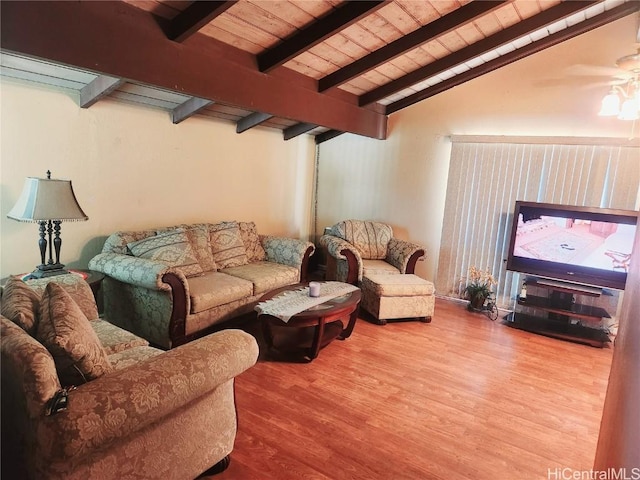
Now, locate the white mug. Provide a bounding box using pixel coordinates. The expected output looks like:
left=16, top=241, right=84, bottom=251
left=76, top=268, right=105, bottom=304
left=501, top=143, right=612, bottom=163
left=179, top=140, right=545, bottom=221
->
left=309, top=282, right=321, bottom=297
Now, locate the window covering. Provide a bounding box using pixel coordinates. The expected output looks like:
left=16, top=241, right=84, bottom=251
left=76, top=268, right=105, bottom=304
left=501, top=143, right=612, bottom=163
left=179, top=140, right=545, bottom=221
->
left=436, top=137, right=640, bottom=309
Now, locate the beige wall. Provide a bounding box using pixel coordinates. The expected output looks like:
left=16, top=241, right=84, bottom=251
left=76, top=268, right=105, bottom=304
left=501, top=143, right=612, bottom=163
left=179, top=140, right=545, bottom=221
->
left=2, top=15, right=638, bottom=280
left=317, top=15, right=638, bottom=281
left=0, top=81, right=316, bottom=277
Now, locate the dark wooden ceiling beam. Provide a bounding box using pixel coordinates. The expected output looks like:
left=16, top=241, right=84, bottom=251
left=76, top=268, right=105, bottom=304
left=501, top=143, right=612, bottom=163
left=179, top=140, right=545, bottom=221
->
left=283, top=123, right=316, bottom=140
left=172, top=97, right=214, bottom=124
left=0, top=1, right=387, bottom=140
left=318, top=0, right=506, bottom=92
left=315, top=130, right=344, bottom=144
left=257, top=1, right=388, bottom=73
left=386, top=1, right=639, bottom=114
left=360, top=0, right=601, bottom=106
left=236, top=112, right=274, bottom=133
left=79, top=75, right=124, bottom=108
left=163, top=1, right=235, bottom=42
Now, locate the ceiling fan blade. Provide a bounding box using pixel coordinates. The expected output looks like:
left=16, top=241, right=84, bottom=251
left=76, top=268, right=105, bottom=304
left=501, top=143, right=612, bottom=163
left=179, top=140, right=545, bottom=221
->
left=616, top=49, right=640, bottom=73
left=536, top=76, right=619, bottom=89
left=564, top=64, right=634, bottom=78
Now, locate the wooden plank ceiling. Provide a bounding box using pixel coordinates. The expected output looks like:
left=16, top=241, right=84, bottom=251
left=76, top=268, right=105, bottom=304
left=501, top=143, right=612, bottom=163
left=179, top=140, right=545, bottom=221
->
left=1, top=0, right=637, bottom=143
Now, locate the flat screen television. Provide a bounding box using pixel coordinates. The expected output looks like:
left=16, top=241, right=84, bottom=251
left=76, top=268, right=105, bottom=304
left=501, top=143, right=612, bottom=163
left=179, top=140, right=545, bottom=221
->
left=506, top=201, right=638, bottom=291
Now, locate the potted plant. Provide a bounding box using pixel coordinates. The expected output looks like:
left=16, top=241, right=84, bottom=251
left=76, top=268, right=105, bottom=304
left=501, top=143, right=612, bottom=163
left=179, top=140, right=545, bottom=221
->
left=464, top=266, right=497, bottom=311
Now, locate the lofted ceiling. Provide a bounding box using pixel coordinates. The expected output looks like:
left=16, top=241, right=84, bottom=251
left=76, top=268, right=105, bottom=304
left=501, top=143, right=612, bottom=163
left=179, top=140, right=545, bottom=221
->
left=1, top=0, right=638, bottom=143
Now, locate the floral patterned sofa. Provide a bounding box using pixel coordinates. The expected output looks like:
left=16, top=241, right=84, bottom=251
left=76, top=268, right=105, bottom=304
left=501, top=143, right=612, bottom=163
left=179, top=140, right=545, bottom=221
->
left=1, top=274, right=259, bottom=479
left=89, top=221, right=314, bottom=348
left=320, top=220, right=425, bottom=285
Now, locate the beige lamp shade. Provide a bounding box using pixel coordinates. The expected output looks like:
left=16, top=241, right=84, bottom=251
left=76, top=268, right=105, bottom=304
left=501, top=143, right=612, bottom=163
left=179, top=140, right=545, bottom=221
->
left=7, top=177, right=88, bottom=222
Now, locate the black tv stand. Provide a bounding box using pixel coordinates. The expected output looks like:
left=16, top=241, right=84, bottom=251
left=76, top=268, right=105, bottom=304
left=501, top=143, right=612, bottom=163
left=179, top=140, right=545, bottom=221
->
left=506, top=277, right=611, bottom=348
left=533, top=278, right=604, bottom=296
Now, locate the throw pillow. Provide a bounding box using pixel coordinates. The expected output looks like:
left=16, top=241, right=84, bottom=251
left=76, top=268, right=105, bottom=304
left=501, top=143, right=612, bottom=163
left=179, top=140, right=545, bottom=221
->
left=186, top=225, right=217, bottom=272
left=210, top=221, right=249, bottom=269
left=239, top=221, right=266, bottom=262
left=154, top=225, right=217, bottom=272
left=128, top=230, right=204, bottom=277
left=103, top=229, right=157, bottom=255
left=28, top=274, right=99, bottom=321
left=1, top=276, right=40, bottom=335
left=36, top=283, right=112, bottom=386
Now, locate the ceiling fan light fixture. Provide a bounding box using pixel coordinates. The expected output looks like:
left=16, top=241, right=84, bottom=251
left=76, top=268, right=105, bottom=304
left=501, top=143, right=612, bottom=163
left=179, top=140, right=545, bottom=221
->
left=618, top=97, right=639, bottom=120
left=598, top=90, right=621, bottom=116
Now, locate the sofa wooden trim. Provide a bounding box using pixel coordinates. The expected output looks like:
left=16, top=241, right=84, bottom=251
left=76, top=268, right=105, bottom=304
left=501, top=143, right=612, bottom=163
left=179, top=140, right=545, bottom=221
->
left=299, top=245, right=314, bottom=284
left=163, top=271, right=189, bottom=346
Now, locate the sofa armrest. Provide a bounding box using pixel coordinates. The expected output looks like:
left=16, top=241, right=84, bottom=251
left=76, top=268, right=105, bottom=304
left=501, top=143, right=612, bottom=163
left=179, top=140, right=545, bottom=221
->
left=1, top=317, right=61, bottom=419
left=319, top=235, right=362, bottom=284
left=260, top=236, right=315, bottom=281
left=90, top=254, right=193, bottom=348
left=38, top=329, right=258, bottom=462
left=386, top=238, right=425, bottom=274
left=320, top=235, right=358, bottom=260
left=89, top=252, right=185, bottom=291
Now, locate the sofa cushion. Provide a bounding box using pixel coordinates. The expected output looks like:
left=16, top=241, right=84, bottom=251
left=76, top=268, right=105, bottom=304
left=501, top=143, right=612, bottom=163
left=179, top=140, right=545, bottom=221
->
left=332, top=220, right=392, bottom=260
left=28, top=273, right=100, bottom=321
left=222, top=261, right=299, bottom=295
left=1, top=276, right=40, bottom=335
left=128, top=230, right=204, bottom=278
left=210, top=221, right=248, bottom=269
left=108, top=345, right=164, bottom=370
left=188, top=272, right=254, bottom=314
left=90, top=318, right=149, bottom=355
left=36, top=283, right=112, bottom=386
left=362, top=273, right=435, bottom=297
left=362, top=259, right=401, bottom=277
left=239, top=221, right=266, bottom=262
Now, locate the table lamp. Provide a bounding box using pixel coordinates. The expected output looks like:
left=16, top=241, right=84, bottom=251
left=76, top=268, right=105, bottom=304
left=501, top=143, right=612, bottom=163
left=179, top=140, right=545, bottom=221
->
left=7, top=170, right=88, bottom=279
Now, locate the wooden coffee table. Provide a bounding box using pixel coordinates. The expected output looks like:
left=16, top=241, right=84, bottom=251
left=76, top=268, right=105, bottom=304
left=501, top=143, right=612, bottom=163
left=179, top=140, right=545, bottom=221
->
left=258, top=282, right=361, bottom=362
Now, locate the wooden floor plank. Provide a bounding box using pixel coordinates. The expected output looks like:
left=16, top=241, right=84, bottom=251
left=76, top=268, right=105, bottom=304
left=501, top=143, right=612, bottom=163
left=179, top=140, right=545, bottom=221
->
left=208, top=298, right=612, bottom=480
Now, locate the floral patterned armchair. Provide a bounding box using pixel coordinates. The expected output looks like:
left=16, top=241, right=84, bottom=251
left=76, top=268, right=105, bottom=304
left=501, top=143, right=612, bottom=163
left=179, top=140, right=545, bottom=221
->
left=320, top=220, right=425, bottom=285
left=1, top=274, right=259, bottom=479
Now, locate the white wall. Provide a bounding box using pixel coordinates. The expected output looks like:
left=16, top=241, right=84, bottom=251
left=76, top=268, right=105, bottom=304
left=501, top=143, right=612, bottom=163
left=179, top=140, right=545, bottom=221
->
left=317, top=15, right=638, bottom=281
left=0, top=81, right=316, bottom=277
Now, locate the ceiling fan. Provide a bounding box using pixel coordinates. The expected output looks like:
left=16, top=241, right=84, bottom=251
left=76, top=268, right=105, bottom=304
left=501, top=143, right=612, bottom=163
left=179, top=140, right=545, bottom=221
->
left=597, top=48, right=640, bottom=120
left=597, top=16, right=640, bottom=121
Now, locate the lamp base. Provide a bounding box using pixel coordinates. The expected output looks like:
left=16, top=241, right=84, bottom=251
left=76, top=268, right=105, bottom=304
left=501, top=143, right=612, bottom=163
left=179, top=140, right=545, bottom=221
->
left=25, top=264, right=69, bottom=280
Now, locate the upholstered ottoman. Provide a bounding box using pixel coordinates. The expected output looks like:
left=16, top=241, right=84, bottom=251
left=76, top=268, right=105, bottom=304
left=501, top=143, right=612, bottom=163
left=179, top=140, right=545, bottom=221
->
left=361, top=274, right=435, bottom=325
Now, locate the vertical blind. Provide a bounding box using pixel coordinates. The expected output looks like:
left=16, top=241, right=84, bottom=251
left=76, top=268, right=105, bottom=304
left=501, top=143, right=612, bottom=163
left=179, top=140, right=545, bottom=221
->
left=436, top=137, right=640, bottom=309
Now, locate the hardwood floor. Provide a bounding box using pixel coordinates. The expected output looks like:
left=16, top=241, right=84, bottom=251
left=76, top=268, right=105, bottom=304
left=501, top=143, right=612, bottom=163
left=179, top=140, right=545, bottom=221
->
left=210, top=298, right=613, bottom=480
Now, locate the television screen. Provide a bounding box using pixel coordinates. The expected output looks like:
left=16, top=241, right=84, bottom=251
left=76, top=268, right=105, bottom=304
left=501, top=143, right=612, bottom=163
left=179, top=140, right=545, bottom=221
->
left=506, top=201, right=638, bottom=291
